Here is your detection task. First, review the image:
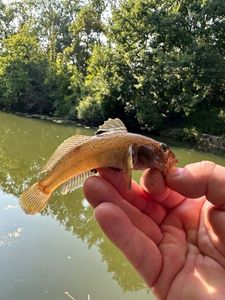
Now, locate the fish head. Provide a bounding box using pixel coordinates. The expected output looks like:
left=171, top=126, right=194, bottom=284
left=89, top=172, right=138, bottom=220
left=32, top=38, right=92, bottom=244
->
left=158, top=142, right=178, bottom=174
left=132, top=141, right=177, bottom=174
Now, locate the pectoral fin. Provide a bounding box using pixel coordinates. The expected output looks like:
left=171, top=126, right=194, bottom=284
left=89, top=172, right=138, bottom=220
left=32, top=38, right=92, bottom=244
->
left=124, top=146, right=134, bottom=189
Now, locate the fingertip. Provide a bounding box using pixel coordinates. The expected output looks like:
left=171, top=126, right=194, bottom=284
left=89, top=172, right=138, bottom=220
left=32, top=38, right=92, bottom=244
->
left=83, top=176, right=113, bottom=208
left=140, top=169, right=164, bottom=192
left=94, top=202, right=133, bottom=245
left=94, top=202, right=114, bottom=225
left=140, top=169, right=169, bottom=202
left=83, top=176, right=100, bottom=199
left=98, top=167, right=129, bottom=195
left=94, top=202, right=128, bottom=225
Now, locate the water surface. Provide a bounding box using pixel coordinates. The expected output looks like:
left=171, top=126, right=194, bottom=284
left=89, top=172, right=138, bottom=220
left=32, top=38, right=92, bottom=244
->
left=0, top=112, right=225, bottom=300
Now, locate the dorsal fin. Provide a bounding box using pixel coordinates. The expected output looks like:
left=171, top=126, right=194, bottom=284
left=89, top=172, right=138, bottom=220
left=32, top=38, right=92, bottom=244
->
left=42, top=135, right=90, bottom=173
left=96, top=118, right=127, bottom=135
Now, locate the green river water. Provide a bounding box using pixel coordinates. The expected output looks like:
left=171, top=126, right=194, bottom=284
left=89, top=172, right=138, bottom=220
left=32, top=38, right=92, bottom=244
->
left=0, top=111, right=225, bottom=300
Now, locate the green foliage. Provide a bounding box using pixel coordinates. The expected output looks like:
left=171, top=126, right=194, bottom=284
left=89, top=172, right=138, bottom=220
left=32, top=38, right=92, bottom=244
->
left=160, top=126, right=201, bottom=144
left=0, top=0, right=225, bottom=135
left=0, top=26, right=51, bottom=113
left=68, top=1, right=105, bottom=74
left=77, top=95, right=104, bottom=125
left=180, top=127, right=201, bottom=143
left=46, top=54, right=84, bottom=118
left=84, top=45, right=126, bottom=116
left=104, top=0, right=225, bottom=130
left=184, top=107, right=225, bottom=135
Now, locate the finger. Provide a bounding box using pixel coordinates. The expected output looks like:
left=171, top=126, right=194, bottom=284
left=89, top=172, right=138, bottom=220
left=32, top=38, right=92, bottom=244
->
left=208, top=208, right=225, bottom=245
left=166, top=161, right=225, bottom=207
left=98, top=168, right=166, bottom=223
left=98, top=168, right=149, bottom=210
left=83, top=176, right=162, bottom=244
left=207, top=207, right=225, bottom=258
left=94, top=202, right=162, bottom=287
left=140, top=169, right=185, bottom=209
left=166, top=161, right=225, bottom=249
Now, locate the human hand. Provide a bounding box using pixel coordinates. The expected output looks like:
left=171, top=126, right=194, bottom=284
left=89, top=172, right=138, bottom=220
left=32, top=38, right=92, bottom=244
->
left=84, top=161, right=225, bottom=300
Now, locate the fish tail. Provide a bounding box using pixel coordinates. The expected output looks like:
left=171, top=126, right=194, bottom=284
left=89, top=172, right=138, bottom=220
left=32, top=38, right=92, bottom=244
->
left=20, top=182, right=51, bottom=215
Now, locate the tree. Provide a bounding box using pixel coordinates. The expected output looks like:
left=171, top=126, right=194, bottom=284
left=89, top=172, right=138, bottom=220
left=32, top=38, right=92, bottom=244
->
left=0, top=0, right=224, bottom=133
left=80, top=0, right=225, bottom=130
left=68, top=0, right=106, bottom=74
left=77, top=43, right=137, bottom=126
left=47, top=52, right=85, bottom=118
left=0, top=0, right=16, bottom=40
left=0, top=25, right=51, bottom=113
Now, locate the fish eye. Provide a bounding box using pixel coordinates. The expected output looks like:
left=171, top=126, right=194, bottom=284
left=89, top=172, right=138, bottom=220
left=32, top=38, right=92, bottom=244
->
left=160, top=143, right=169, bottom=152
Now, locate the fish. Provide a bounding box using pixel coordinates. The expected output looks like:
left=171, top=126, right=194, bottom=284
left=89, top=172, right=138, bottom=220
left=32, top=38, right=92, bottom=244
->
left=20, top=118, right=177, bottom=215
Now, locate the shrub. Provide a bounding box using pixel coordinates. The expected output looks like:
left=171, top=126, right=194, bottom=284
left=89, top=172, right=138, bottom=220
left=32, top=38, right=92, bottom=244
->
left=77, top=96, right=104, bottom=125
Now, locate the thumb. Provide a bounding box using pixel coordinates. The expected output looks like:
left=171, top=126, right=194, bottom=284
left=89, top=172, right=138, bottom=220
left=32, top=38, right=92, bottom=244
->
left=166, top=161, right=225, bottom=251
left=166, top=161, right=225, bottom=206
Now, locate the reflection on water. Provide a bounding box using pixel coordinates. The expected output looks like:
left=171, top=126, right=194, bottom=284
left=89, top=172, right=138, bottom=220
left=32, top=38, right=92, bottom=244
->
left=0, top=112, right=150, bottom=300
left=3, top=204, right=18, bottom=210
left=7, top=227, right=23, bottom=238
left=0, top=111, right=225, bottom=300
left=0, top=226, right=24, bottom=247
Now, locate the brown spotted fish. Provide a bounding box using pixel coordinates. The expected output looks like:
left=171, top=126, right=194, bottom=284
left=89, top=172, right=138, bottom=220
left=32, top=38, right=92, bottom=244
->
left=20, top=118, right=177, bottom=214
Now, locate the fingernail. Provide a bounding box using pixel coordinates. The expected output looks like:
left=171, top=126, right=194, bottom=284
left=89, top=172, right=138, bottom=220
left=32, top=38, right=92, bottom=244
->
left=168, top=167, right=183, bottom=177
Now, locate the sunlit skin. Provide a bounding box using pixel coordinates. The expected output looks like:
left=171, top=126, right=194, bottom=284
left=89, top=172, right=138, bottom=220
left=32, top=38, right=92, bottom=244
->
left=84, top=161, right=225, bottom=300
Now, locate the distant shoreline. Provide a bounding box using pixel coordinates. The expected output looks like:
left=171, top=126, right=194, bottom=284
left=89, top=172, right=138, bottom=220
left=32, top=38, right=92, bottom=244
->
left=14, top=111, right=96, bottom=129
left=11, top=111, right=225, bottom=156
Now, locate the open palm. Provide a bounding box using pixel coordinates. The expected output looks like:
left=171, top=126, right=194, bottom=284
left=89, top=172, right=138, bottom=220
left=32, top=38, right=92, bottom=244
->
left=84, top=161, right=225, bottom=300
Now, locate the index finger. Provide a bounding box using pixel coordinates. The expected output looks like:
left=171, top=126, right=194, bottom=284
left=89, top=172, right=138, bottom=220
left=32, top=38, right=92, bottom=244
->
left=98, top=168, right=166, bottom=223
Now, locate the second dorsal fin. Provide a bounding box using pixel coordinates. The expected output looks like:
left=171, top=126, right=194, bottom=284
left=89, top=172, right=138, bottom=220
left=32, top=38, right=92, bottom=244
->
left=96, top=118, right=127, bottom=135
left=42, top=135, right=90, bottom=173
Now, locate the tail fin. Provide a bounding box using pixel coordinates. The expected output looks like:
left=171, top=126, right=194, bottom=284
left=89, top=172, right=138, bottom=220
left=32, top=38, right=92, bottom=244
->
left=20, top=182, right=51, bottom=215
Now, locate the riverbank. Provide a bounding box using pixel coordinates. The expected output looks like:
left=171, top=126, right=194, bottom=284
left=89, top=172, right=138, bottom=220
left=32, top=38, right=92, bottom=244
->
left=160, top=128, right=225, bottom=156
left=14, top=111, right=94, bottom=129
left=14, top=111, right=225, bottom=156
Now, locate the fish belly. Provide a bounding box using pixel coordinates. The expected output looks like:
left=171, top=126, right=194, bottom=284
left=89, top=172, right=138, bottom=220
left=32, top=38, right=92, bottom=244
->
left=40, top=144, right=126, bottom=194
